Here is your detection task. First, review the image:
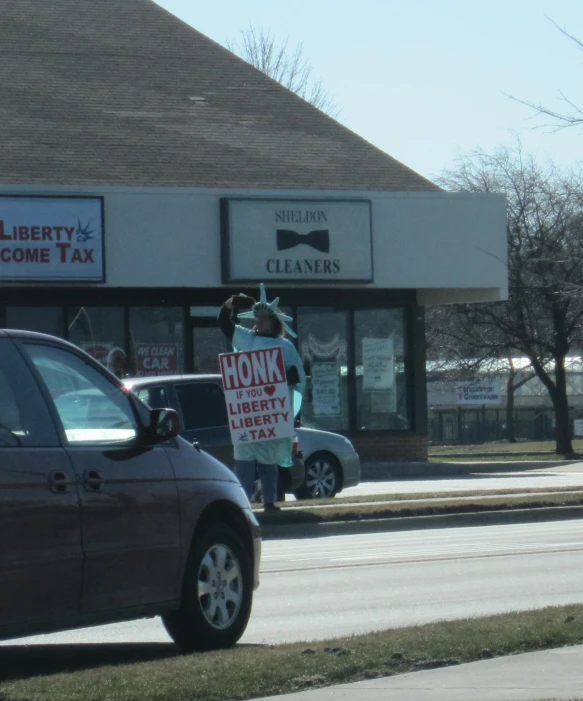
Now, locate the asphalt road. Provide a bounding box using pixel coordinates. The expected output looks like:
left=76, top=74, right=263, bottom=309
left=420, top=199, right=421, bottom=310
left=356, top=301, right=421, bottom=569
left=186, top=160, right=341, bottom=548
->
left=4, top=519, right=583, bottom=648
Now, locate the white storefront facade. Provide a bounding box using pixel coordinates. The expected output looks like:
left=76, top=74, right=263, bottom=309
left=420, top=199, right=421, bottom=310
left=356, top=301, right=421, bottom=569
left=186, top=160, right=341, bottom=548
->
left=0, top=186, right=506, bottom=460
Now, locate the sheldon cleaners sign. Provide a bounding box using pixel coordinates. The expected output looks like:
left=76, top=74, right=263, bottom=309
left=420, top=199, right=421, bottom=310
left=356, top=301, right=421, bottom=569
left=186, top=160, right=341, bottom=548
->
left=0, top=196, right=104, bottom=281
left=221, top=198, right=372, bottom=283
left=220, top=346, right=295, bottom=444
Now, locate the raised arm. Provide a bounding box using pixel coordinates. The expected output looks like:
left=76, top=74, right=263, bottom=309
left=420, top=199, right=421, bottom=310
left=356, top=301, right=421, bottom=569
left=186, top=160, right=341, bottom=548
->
left=217, top=298, right=237, bottom=341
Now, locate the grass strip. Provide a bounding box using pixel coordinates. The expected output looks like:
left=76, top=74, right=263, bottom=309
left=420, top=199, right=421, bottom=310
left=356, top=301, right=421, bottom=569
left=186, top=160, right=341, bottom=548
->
left=289, top=486, right=583, bottom=508
left=429, top=440, right=583, bottom=458
left=258, top=491, right=583, bottom=525
left=429, top=455, right=574, bottom=463
left=4, top=604, right=583, bottom=701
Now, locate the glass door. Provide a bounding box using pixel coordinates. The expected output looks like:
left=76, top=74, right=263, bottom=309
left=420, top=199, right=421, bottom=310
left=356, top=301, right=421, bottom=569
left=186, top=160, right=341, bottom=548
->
left=191, top=324, right=229, bottom=374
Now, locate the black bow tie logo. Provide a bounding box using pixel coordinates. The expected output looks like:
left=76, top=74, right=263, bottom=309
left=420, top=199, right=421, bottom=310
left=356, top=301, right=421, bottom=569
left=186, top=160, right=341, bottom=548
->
left=276, top=229, right=330, bottom=254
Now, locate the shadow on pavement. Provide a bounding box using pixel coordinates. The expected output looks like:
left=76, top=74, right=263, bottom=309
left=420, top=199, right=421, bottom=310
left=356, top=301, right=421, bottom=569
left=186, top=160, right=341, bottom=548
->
left=0, top=642, right=172, bottom=682
left=0, top=641, right=265, bottom=682
left=0, top=642, right=180, bottom=681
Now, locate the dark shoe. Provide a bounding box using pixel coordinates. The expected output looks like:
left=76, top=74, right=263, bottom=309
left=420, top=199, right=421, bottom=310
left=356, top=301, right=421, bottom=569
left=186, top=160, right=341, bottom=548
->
left=264, top=503, right=281, bottom=513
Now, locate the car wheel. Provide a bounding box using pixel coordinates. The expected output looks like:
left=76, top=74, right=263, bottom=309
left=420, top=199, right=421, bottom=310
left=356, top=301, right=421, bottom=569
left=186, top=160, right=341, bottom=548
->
left=294, top=452, right=341, bottom=499
left=162, top=523, right=253, bottom=651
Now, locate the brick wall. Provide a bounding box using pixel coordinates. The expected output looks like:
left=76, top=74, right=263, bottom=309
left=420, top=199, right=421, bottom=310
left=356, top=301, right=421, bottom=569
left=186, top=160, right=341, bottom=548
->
left=346, top=432, right=429, bottom=462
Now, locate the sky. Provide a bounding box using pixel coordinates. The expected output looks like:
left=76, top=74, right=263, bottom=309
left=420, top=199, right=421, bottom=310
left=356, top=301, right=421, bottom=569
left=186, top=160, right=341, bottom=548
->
left=154, top=0, right=583, bottom=181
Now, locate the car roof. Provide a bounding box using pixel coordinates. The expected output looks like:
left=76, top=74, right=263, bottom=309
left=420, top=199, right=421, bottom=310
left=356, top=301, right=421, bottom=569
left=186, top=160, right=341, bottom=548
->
left=1, top=328, right=64, bottom=342
left=0, top=328, right=93, bottom=353
left=125, top=374, right=223, bottom=387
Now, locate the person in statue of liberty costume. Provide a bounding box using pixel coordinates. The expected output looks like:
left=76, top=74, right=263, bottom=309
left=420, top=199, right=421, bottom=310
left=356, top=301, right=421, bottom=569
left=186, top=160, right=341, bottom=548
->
left=218, top=284, right=306, bottom=512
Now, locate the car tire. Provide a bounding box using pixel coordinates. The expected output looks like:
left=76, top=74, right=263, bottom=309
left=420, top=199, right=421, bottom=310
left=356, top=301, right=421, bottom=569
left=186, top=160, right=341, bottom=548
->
left=294, top=451, right=341, bottom=499
left=162, top=523, right=253, bottom=651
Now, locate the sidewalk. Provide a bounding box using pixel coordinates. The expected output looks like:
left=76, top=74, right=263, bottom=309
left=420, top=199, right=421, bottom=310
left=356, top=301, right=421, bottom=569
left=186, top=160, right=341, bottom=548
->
left=256, top=644, right=583, bottom=700
left=360, top=458, right=580, bottom=480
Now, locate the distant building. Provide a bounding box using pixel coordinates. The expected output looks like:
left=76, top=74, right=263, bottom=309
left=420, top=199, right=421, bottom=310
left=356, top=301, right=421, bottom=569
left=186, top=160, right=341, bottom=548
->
left=427, top=358, right=583, bottom=444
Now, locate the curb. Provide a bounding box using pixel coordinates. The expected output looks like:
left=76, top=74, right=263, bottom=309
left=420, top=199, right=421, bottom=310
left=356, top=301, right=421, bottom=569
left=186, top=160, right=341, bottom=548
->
left=260, top=505, right=583, bottom=540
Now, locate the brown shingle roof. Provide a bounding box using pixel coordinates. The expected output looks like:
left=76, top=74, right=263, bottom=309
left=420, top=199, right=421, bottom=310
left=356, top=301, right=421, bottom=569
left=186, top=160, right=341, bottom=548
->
left=0, top=0, right=438, bottom=190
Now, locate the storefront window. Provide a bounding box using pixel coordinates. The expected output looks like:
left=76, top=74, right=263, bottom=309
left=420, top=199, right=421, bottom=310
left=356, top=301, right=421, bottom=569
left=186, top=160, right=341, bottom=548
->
left=355, top=308, right=410, bottom=430
left=129, top=307, right=184, bottom=377
left=192, top=327, right=228, bottom=373
left=297, top=307, right=349, bottom=431
left=6, top=307, right=64, bottom=337
left=67, top=307, right=127, bottom=378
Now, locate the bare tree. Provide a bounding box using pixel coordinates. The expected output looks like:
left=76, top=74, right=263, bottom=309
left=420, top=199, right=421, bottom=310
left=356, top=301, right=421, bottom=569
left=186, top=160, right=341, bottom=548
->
left=434, top=143, right=583, bottom=455
left=226, top=26, right=340, bottom=118
left=509, top=18, right=583, bottom=130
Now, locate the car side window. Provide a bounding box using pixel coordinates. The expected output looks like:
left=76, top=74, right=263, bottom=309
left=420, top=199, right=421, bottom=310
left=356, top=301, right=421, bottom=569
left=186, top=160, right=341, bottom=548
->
left=174, top=382, right=228, bottom=430
left=136, top=386, right=169, bottom=410
left=23, top=343, right=139, bottom=446
left=0, top=339, right=60, bottom=448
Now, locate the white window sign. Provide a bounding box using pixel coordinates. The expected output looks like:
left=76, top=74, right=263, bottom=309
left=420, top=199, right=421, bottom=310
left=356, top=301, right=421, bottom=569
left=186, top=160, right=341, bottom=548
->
left=222, top=198, right=372, bottom=283
left=311, top=362, right=342, bottom=416
left=574, top=419, right=583, bottom=437
left=220, top=347, right=295, bottom=444
left=362, top=338, right=394, bottom=391
left=0, top=197, right=104, bottom=282
left=457, top=381, right=500, bottom=405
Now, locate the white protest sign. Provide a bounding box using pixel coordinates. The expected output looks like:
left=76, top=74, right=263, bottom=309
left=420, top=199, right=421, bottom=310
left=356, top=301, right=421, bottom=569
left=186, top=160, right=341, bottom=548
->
left=362, top=338, right=394, bottom=391
left=220, top=346, right=294, bottom=445
left=311, top=362, right=342, bottom=416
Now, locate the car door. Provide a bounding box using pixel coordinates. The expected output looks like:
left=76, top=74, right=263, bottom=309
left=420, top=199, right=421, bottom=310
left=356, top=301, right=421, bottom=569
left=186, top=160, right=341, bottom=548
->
left=0, top=336, right=82, bottom=627
left=21, top=340, right=181, bottom=613
left=173, top=381, right=233, bottom=466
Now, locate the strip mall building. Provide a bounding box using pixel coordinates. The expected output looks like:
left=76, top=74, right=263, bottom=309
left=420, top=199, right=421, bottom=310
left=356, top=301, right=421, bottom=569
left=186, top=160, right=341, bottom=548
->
left=0, top=0, right=507, bottom=461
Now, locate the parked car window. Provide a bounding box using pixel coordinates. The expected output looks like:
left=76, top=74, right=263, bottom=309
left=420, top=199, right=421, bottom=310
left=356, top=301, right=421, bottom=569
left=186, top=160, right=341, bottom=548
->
left=24, top=343, right=139, bottom=445
left=174, top=382, right=228, bottom=430
left=0, top=339, right=60, bottom=448
left=136, top=386, right=169, bottom=410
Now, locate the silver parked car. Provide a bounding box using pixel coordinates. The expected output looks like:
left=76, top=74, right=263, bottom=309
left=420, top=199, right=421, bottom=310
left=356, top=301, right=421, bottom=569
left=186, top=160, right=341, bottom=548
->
left=125, top=374, right=361, bottom=499
left=289, top=425, right=361, bottom=498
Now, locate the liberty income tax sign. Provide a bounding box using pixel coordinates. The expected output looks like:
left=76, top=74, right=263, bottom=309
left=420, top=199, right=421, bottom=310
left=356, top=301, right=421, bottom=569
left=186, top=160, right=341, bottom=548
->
left=0, top=197, right=104, bottom=281
left=220, top=347, right=295, bottom=445
left=221, top=198, right=372, bottom=283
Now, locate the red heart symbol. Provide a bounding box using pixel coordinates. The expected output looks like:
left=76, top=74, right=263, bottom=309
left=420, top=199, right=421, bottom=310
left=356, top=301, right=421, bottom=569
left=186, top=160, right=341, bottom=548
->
left=264, top=385, right=276, bottom=396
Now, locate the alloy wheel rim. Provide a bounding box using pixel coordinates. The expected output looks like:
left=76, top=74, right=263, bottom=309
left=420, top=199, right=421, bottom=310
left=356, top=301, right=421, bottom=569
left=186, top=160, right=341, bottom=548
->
left=198, top=543, right=243, bottom=630
left=305, top=459, right=336, bottom=498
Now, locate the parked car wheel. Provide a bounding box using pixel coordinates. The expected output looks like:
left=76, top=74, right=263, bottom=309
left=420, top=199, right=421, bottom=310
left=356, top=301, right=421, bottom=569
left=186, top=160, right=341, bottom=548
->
left=162, top=523, right=253, bottom=651
left=295, top=451, right=341, bottom=499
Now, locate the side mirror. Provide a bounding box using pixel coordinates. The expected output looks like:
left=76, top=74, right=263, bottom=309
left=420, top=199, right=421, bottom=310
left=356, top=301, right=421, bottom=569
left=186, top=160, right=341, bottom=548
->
left=149, top=408, right=181, bottom=443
